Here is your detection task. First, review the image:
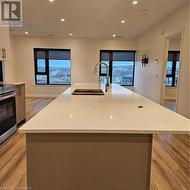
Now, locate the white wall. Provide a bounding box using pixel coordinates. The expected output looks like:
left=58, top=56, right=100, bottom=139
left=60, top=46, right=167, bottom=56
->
left=168, top=38, right=181, bottom=51
left=6, top=34, right=16, bottom=82
left=135, top=5, right=189, bottom=118
left=13, top=36, right=136, bottom=97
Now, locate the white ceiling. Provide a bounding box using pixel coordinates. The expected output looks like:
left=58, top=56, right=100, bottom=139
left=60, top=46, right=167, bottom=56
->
left=11, top=0, right=187, bottom=39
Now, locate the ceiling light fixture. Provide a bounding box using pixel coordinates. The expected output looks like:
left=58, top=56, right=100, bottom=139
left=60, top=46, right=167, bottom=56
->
left=112, top=34, right=116, bottom=37
left=25, top=31, right=29, bottom=35
left=49, top=0, right=54, bottom=2
left=60, top=18, right=65, bottom=22
left=132, top=1, right=138, bottom=5
left=121, top=20, right=126, bottom=24
left=140, top=9, right=149, bottom=14
left=69, top=33, right=72, bottom=36
left=47, top=34, right=54, bottom=37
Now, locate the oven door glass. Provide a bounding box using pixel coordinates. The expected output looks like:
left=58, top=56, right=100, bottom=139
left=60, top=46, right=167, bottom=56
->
left=0, top=97, right=16, bottom=135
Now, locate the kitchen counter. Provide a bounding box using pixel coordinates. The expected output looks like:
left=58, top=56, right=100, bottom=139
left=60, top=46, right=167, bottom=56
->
left=19, top=83, right=189, bottom=134
left=5, top=82, right=25, bottom=85
left=20, top=83, right=189, bottom=190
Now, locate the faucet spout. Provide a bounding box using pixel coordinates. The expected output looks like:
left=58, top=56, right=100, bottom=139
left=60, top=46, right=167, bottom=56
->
left=93, top=62, right=110, bottom=92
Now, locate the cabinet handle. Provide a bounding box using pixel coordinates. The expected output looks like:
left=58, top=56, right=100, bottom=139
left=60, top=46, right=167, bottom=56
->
left=2, top=48, right=6, bottom=59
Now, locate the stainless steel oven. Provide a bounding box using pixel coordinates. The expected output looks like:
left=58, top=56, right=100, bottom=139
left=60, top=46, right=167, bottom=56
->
left=0, top=85, right=16, bottom=144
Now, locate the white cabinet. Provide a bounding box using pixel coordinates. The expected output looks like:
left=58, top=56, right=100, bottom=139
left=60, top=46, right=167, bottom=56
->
left=0, top=27, right=9, bottom=60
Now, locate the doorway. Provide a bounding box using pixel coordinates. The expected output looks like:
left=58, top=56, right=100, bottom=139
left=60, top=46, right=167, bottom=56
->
left=162, top=33, right=182, bottom=112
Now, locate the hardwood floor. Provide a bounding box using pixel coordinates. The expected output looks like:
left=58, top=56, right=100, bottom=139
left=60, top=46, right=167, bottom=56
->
left=151, top=134, right=190, bottom=190
left=164, top=100, right=176, bottom=112
left=0, top=98, right=189, bottom=190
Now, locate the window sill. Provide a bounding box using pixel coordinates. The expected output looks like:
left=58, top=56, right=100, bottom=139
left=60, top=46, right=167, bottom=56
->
left=121, top=85, right=134, bottom=87
left=34, top=84, right=71, bottom=87
left=165, top=86, right=177, bottom=88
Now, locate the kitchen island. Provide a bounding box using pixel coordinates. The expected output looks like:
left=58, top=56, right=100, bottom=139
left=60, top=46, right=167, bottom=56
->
left=19, top=84, right=189, bottom=190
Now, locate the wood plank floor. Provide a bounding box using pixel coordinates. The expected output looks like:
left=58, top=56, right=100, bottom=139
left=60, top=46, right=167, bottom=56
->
left=0, top=98, right=189, bottom=190
left=164, top=100, right=176, bottom=112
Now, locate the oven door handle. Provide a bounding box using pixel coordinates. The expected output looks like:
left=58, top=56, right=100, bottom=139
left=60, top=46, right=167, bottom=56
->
left=0, top=93, right=16, bottom=101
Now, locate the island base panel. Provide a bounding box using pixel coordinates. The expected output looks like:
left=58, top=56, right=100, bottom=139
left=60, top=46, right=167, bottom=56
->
left=26, top=133, right=152, bottom=190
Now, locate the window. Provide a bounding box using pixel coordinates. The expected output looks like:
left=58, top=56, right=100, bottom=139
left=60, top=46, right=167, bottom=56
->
left=166, top=51, right=180, bottom=87
left=100, top=50, right=136, bottom=86
left=34, top=48, right=71, bottom=85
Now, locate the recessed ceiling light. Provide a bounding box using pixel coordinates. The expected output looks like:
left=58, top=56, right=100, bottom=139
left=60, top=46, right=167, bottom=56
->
left=121, top=20, right=126, bottom=24
left=49, top=0, right=54, bottom=2
left=112, top=34, right=116, bottom=37
left=47, top=34, right=54, bottom=37
left=69, top=33, right=72, bottom=36
left=140, top=10, right=149, bottom=14
left=25, top=31, right=29, bottom=35
left=132, top=1, right=138, bottom=5
left=60, top=18, right=65, bottom=22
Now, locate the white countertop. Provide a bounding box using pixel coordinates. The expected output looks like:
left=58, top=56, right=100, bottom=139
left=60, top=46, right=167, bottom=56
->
left=19, top=84, right=190, bottom=134
left=6, top=82, right=25, bottom=85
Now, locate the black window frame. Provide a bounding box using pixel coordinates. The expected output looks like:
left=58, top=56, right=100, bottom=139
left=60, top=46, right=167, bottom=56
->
left=99, top=50, right=136, bottom=86
left=34, top=48, right=71, bottom=85
left=166, top=51, right=180, bottom=87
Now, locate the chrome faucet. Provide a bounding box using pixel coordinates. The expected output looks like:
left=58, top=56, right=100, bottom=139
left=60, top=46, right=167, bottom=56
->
left=94, top=62, right=110, bottom=92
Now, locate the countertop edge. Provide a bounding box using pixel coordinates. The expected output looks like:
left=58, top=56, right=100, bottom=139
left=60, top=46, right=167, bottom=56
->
left=18, top=129, right=190, bottom=135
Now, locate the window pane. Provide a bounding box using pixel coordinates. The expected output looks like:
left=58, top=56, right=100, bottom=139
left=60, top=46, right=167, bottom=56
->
left=166, top=61, right=173, bottom=75
left=101, top=52, right=110, bottom=61
left=166, top=77, right=172, bottom=86
left=168, top=52, right=174, bottom=61
left=100, top=76, right=109, bottom=84
left=49, top=60, right=71, bottom=84
left=175, top=61, right=180, bottom=86
left=49, top=50, right=70, bottom=60
left=36, top=75, right=47, bottom=84
left=112, top=52, right=135, bottom=61
left=100, top=61, right=109, bottom=74
left=37, top=59, right=46, bottom=72
left=35, top=50, right=45, bottom=59
left=112, top=61, right=134, bottom=85
left=176, top=52, right=180, bottom=62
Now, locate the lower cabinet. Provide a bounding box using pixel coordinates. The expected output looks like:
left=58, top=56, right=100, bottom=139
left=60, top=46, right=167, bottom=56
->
left=15, top=83, right=26, bottom=125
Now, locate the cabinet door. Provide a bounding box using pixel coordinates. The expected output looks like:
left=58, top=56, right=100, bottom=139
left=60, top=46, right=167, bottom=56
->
left=0, top=27, right=9, bottom=60
left=16, top=84, right=26, bottom=124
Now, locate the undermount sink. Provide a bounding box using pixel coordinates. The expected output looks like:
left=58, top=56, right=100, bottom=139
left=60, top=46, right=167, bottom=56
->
left=72, top=89, right=104, bottom=95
